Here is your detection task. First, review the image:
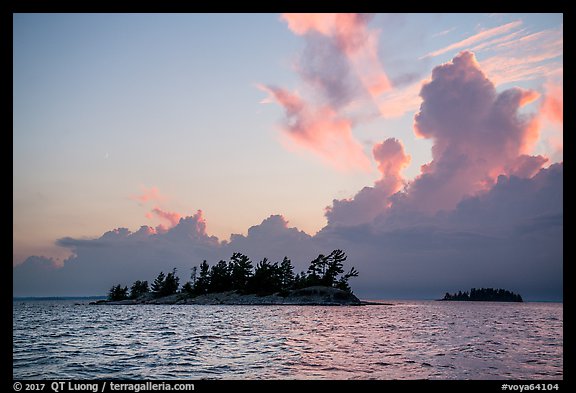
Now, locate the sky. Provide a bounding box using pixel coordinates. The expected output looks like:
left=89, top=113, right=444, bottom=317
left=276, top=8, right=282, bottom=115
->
left=13, top=13, right=563, bottom=300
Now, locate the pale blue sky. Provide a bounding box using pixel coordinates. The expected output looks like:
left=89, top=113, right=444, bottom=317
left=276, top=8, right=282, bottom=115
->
left=13, top=13, right=563, bottom=265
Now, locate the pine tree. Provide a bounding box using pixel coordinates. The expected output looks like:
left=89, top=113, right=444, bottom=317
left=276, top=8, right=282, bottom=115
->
left=322, top=249, right=346, bottom=287
left=108, top=284, right=128, bottom=301
left=230, top=253, right=253, bottom=291
left=194, top=260, right=211, bottom=294
left=161, top=268, right=180, bottom=296
left=151, top=271, right=166, bottom=295
left=209, top=260, right=232, bottom=293
left=129, top=280, right=149, bottom=299
left=279, top=256, right=295, bottom=289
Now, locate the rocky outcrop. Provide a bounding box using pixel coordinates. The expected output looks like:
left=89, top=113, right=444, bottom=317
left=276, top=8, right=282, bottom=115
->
left=94, top=286, right=364, bottom=306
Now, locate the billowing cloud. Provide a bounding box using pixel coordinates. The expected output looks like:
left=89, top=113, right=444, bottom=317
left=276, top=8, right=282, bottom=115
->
left=131, top=187, right=190, bottom=233
left=260, top=85, right=371, bottom=171
left=13, top=164, right=562, bottom=300
left=326, top=138, right=410, bottom=226
left=375, top=20, right=562, bottom=121
left=406, top=51, right=543, bottom=213
left=148, top=207, right=181, bottom=229
left=14, top=33, right=562, bottom=301
left=325, top=163, right=562, bottom=300
left=541, top=81, right=563, bottom=124
left=372, top=138, right=412, bottom=192
left=326, top=51, right=548, bottom=222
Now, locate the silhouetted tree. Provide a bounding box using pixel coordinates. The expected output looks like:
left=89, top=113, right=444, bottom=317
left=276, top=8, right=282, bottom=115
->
left=181, top=282, right=194, bottom=294
left=181, top=267, right=198, bottom=295
left=161, top=268, right=180, bottom=296
left=229, top=253, right=253, bottom=292
left=133, top=249, right=360, bottom=299
left=443, top=288, right=522, bottom=302
left=108, top=284, right=128, bottom=301
left=247, top=258, right=282, bottom=295
left=191, top=266, right=197, bottom=287
left=322, top=249, right=347, bottom=287
left=151, top=269, right=179, bottom=297
left=151, top=271, right=166, bottom=294
left=279, top=256, right=295, bottom=289
left=209, top=260, right=232, bottom=293
left=292, top=272, right=307, bottom=289
left=335, top=266, right=359, bottom=293
left=130, top=280, right=149, bottom=299
left=306, top=254, right=325, bottom=286
left=194, top=260, right=211, bottom=294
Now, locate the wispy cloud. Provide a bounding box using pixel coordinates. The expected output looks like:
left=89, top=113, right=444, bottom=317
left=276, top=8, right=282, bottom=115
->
left=130, top=186, right=166, bottom=204
left=431, top=27, right=456, bottom=38
left=479, top=26, right=563, bottom=85
left=421, top=20, right=522, bottom=59
left=259, top=85, right=372, bottom=171
left=281, top=13, right=391, bottom=97
left=260, top=13, right=394, bottom=171
left=376, top=79, right=427, bottom=118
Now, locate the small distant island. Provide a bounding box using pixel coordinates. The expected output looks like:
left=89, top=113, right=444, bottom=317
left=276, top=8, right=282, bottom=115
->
left=95, top=249, right=372, bottom=306
left=441, top=288, right=523, bottom=302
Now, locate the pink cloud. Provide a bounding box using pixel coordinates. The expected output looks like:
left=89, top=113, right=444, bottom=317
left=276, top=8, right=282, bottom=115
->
left=507, top=155, right=549, bottom=178
left=541, top=81, right=563, bottom=124
left=282, top=13, right=391, bottom=98
left=325, top=138, right=410, bottom=226
left=479, top=26, right=562, bottom=86
left=421, top=20, right=522, bottom=59
left=167, top=210, right=213, bottom=241
left=260, top=85, right=371, bottom=171
left=407, top=51, right=545, bottom=212
left=261, top=13, right=397, bottom=171
left=376, top=79, right=426, bottom=118
left=373, top=138, right=411, bottom=193
left=281, top=13, right=339, bottom=36
left=150, top=207, right=181, bottom=229
left=131, top=186, right=166, bottom=204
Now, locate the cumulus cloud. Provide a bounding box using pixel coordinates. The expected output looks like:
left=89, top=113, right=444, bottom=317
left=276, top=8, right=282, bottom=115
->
left=326, top=138, right=410, bottom=226
left=148, top=207, right=182, bottom=230
left=541, top=81, right=563, bottom=124
left=326, top=51, right=548, bottom=223
left=319, top=163, right=563, bottom=300
left=14, top=45, right=562, bottom=301
left=13, top=213, right=314, bottom=297
left=372, top=138, right=412, bottom=192
left=227, top=215, right=319, bottom=271
left=13, top=164, right=562, bottom=300
left=14, top=210, right=221, bottom=296
left=406, top=51, right=543, bottom=213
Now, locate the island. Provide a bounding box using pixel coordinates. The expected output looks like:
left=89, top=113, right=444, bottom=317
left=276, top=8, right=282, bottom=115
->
left=440, top=288, right=523, bottom=302
left=93, top=249, right=381, bottom=306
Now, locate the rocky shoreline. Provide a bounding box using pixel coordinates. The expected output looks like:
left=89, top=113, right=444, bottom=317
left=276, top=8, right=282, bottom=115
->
left=92, top=286, right=390, bottom=306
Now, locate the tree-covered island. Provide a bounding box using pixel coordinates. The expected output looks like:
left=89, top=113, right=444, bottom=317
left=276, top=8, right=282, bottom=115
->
left=100, top=249, right=364, bottom=306
left=441, top=288, right=523, bottom=302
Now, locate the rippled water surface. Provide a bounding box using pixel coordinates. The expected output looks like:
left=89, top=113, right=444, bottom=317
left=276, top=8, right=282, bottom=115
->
left=13, top=300, right=562, bottom=379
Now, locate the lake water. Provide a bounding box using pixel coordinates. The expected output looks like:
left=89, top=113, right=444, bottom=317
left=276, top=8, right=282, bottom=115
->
left=12, top=300, right=562, bottom=380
